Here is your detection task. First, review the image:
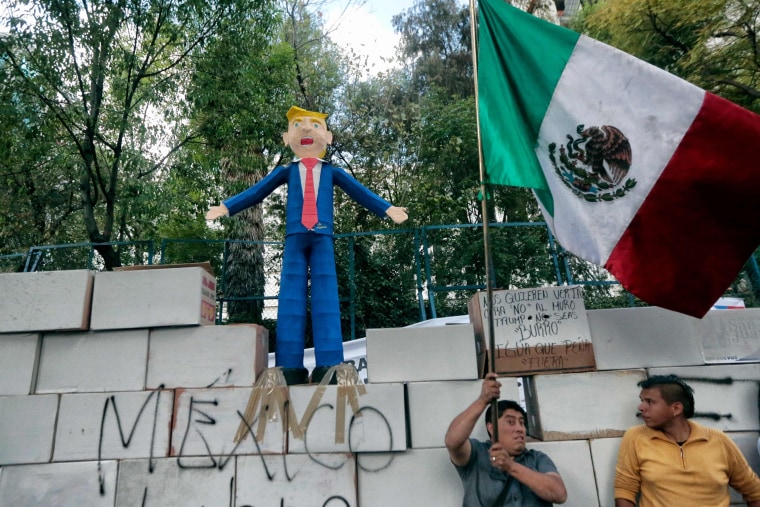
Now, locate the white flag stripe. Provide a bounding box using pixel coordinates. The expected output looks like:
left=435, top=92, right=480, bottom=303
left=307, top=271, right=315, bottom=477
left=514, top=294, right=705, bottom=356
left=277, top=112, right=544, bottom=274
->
left=535, top=36, right=705, bottom=264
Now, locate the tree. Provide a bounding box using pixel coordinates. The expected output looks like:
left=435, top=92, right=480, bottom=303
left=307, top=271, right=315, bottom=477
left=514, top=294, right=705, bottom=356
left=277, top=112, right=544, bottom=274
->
left=280, top=0, right=345, bottom=111
left=0, top=0, right=271, bottom=270
left=513, top=0, right=560, bottom=23
left=393, top=0, right=473, bottom=97
left=0, top=51, right=82, bottom=263
left=338, top=0, right=579, bottom=318
left=572, top=0, right=760, bottom=112
left=188, top=4, right=291, bottom=324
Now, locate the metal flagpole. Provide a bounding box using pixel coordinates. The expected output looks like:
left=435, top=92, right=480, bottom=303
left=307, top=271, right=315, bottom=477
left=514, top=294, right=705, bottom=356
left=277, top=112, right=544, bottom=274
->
left=468, top=0, right=499, bottom=443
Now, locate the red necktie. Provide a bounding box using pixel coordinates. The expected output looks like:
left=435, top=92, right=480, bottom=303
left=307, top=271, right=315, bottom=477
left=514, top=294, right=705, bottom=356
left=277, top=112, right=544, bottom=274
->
left=301, top=158, right=319, bottom=229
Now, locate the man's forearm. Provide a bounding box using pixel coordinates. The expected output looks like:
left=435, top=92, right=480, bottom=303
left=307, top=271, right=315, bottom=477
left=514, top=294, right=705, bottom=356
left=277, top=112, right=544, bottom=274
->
left=508, top=465, right=567, bottom=504
left=615, top=499, right=636, bottom=507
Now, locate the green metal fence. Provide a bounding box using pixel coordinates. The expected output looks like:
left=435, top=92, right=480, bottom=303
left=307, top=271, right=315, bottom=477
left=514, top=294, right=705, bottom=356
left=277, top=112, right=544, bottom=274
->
left=5, top=222, right=759, bottom=340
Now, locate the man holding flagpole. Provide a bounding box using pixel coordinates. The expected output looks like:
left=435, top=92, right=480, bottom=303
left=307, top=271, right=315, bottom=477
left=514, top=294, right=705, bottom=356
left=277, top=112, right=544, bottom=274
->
left=445, top=373, right=567, bottom=506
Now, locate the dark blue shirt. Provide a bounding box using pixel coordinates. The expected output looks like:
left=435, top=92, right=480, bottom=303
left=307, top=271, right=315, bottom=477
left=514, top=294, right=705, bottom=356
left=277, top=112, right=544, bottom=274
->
left=455, top=438, right=559, bottom=507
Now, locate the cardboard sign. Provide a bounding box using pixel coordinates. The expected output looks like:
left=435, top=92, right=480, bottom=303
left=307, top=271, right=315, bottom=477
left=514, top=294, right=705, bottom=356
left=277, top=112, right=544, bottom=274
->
left=468, top=286, right=596, bottom=376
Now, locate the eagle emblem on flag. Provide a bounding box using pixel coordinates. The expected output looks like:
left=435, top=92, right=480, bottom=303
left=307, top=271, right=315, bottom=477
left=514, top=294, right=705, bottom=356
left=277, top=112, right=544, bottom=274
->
left=548, top=124, right=636, bottom=202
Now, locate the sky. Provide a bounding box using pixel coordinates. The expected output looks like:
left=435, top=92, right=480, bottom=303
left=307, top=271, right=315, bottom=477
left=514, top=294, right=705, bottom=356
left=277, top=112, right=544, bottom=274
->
left=324, top=0, right=419, bottom=74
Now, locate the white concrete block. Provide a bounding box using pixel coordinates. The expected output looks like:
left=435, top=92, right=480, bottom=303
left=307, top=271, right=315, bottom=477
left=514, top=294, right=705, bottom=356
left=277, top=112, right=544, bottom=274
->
left=357, top=447, right=463, bottom=507
left=529, top=439, right=599, bottom=507
left=89, top=266, right=216, bottom=330
left=729, top=432, right=760, bottom=504
left=53, top=390, right=174, bottom=461
left=0, top=394, right=58, bottom=465
left=647, top=365, right=760, bottom=431
left=36, top=329, right=148, bottom=393
left=406, top=379, right=520, bottom=448
left=588, top=307, right=704, bottom=370
left=147, top=324, right=268, bottom=389
left=366, top=325, right=479, bottom=383
left=0, top=270, right=93, bottom=333
left=237, top=453, right=356, bottom=506
left=730, top=432, right=760, bottom=474
left=288, top=383, right=407, bottom=453
left=170, top=387, right=286, bottom=458
left=524, top=369, right=646, bottom=441
left=115, top=457, right=234, bottom=507
left=0, top=460, right=117, bottom=507
left=0, top=333, right=40, bottom=395
left=652, top=363, right=760, bottom=380
left=589, top=437, right=622, bottom=507
left=700, top=308, right=760, bottom=363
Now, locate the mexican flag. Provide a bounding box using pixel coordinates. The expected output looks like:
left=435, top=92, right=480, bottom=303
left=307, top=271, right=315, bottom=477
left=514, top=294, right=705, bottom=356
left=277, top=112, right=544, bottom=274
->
left=477, top=0, right=760, bottom=318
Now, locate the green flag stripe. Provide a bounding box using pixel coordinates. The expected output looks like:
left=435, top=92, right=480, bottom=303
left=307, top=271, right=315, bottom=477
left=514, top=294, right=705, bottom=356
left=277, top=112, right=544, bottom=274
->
left=477, top=0, right=579, bottom=200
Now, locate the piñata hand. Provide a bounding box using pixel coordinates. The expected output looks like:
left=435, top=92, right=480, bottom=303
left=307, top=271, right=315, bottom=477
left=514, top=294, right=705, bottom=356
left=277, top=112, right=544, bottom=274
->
left=386, top=206, right=408, bottom=224
left=205, top=204, right=229, bottom=220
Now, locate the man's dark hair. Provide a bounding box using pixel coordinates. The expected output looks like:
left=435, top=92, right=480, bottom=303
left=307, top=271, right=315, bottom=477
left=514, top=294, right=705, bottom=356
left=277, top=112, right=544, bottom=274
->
left=484, top=400, right=528, bottom=436
left=638, top=375, right=695, bottom=418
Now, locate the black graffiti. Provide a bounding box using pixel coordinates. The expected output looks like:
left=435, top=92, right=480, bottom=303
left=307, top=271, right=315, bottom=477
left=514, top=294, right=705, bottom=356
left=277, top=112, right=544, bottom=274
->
left=694, top=411, right=733, bottom=421
left=230, top=409, right=278, bottom=480
left=176, top=397, right=245, bottom=470
left=140, top=476, right=236, bottom=506
left=349, top=406, right=394, bottom=473
left=239, top=496, right=351, bottom=507
left=173, top=392, right=397, bottom=476
left=207, top=368, right=234, bottom=388
left=97, top=386, right=395, bottom=506
left=244, top=497, right=353, bottom=507
left=97, top=385, right=165, bottom=494
left=322, top=496, right=351, bottom=506
left=680, top=376, right=733, bottom=385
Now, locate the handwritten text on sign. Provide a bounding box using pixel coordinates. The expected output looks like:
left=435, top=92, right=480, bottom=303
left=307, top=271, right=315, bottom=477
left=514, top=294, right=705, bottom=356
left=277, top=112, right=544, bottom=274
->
left=476, top=286, right=593, bottom=372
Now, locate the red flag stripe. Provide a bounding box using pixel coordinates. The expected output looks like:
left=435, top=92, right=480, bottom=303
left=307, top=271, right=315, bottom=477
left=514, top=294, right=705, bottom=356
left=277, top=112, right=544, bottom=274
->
left=605, top=92, right=760, bottom=317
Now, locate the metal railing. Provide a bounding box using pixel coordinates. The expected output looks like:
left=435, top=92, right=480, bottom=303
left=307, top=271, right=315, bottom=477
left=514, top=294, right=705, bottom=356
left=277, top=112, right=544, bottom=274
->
left=4, top=223, right=759, bottom=339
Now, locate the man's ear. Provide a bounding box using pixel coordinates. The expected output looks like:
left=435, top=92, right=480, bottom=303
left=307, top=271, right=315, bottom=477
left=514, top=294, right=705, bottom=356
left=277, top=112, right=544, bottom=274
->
left=486, top=422, right=493, bottom=439
left=325, top=130, right=334, bottom=146
left=282, top=132, right=289, bottom=146
left=672, top=401, right=684, bottom=418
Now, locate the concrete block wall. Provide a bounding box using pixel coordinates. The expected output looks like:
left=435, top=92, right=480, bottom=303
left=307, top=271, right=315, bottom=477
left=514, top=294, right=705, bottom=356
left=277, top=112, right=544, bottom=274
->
left=1, top=269, right=760, bottom=506
left=0, top=270, right=93, bottom=333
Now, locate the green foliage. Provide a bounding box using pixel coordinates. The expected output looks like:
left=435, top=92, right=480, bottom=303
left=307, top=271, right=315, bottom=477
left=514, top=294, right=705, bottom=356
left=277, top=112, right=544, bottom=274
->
left=0, top=54, right=83, bottom=253
left=335, top=234, right=421, bottom=337
left=393, top=0, right=473, bottom=97
left=279, top=0, right=345, bottom=111
left=324, top=0, right=565, bottom=320
left=0, top=0, right=278, bottom=270
left=572, top=0, right=760, bottom=112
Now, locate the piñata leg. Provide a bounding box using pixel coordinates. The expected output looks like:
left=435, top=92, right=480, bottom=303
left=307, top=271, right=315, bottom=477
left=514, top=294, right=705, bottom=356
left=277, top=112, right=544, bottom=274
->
left=309, top=234, right=344, bottom=368
left=275, top=233, right=309, bottom=370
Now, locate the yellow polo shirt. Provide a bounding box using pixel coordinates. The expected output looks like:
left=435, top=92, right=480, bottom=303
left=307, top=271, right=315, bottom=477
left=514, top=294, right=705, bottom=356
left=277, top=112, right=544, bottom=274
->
left=614, top=421, right=760, bottom=507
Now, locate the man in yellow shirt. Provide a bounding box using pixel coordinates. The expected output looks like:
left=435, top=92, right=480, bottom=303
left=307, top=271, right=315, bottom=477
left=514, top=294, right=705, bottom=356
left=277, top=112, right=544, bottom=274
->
left=614, top=374, right=760, bottom=507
